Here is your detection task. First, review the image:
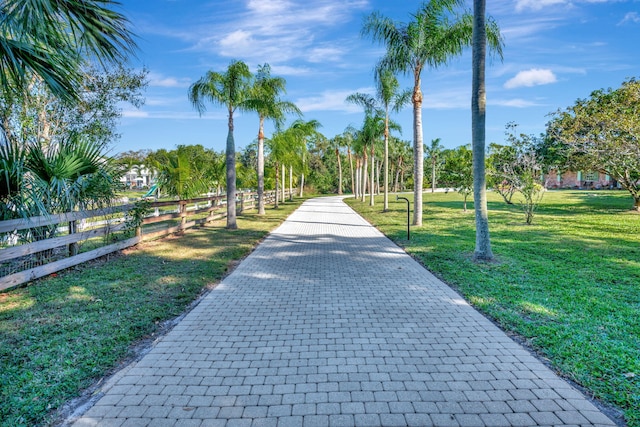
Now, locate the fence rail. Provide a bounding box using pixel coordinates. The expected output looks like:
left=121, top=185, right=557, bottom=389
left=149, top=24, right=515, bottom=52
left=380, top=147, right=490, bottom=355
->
left=0, top=189, right=292, bottom=292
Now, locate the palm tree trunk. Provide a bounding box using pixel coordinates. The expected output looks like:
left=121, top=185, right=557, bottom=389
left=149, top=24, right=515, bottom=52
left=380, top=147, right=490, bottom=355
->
left=384, top=117, right=389, bottom=211
left=370, top=145, right=375, bottom=206
left=472, top=0, right=494, bottom=261
left=362, top=151, right=368, bottom=202
left=413, top=78, right=424, bottom=226
left=226, top=112, right=237, bottom=230
left=431, top=159, right=437, bottom=193
left=348, top=148, right=355, bottom=195
left=274, top=161, right=280, bottom=208
left=355, top=158, right=360, bottom=198
left=299, top=154, right=305, bottom=197
left=281, top=164, right=285, bottom=203
left=336, top=149, right=343, bottom=195
left=299, top=173, right=304, bottom=197
left=289, top=164, right=293, bottom=201
left=257, top=116, right=266, bottom=215
left=376, top=158, right=382, bottom=194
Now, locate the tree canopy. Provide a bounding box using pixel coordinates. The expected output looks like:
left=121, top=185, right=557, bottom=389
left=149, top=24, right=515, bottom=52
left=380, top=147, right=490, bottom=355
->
left=547, top=78, right=640, bottom=210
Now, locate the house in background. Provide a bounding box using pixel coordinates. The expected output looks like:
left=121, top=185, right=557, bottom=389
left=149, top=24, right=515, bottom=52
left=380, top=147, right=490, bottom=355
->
left=120, top=165, right=156, bottom=189
left=544, top=169, right=618, bottom=189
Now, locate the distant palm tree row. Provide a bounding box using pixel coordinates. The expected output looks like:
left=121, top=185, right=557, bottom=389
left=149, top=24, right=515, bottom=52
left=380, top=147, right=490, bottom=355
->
left=187, top=61, right=325, bottom=229
left=179, top=0, right=505, bottom=262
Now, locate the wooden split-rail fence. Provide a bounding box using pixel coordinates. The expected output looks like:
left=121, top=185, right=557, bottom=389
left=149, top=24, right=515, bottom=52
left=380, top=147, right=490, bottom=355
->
left=0, top=190, right=292, bottom=292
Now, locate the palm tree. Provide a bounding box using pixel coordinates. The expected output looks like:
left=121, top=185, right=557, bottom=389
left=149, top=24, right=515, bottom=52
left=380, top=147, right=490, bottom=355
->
left=289, top=119, right=322, bottom=198
left=0, top=0, right=136, bottom=104
left=346, top=92, right=378, bottom=203
left=472, top=0, right=501, bottom=261
left=342, top=126, right=358, bottom=195
left=245, top=64, right=300, bottom=214
left=361, top=113, right=399, bottom=206
left=375, top=68, right=411, bottom=210
left=188, top=60, right=252, bottom=229
left=363, top=0, right=502, bottom=226
left=328, top=134, right=348, bottom=194
left=1, top=135, right=120, bottom=244
left=153, top=148, right=207, bottom=201
left=425, top=138, right=444, bottom=192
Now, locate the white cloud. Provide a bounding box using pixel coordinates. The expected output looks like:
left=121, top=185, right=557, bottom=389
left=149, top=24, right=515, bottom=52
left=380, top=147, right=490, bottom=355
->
left=619, top=12, right=640, bottom=25
left=307, top=47, right=347, bottom=64
left=295, top=87, right=372, bottom=113
left=189, top=0, right=368, bottom=65
left=270, top=65, right=313, bottom=76
left=514, top=0, right=615, bottom=12
left=515, top=0, right=566, bottom=12
left=122, top=110, right=149, bottom=118
left=489, top=98, right=541, bottom=108
left=148, top=72, right=191, bottom=88
left=218, top=30, right=255, bottom=53
left=122, top=110, right=225, bottom=120
left=504, top=69, right=557, bottom=89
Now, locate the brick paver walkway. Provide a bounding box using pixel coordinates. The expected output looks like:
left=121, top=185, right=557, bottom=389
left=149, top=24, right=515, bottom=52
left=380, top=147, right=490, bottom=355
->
left=70, top=196, right=616, bottom=426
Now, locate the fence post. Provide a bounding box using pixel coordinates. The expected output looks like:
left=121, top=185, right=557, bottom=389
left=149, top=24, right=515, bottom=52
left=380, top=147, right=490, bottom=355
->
left=179, top=201, right=187, bottom=231
left=238, top=192, right=244, bottom=214
left=68, top=220, right=79, bottom=256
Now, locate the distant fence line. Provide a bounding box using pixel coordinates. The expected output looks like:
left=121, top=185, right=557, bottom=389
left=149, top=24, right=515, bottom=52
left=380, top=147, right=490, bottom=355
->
left=0, top=189, right=293, bottom=292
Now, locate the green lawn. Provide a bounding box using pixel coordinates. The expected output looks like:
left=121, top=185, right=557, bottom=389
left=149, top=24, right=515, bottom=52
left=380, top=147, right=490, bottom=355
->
left=347, top=190, right=640, bottom=426
left=0, top=200, right=303, bottom=427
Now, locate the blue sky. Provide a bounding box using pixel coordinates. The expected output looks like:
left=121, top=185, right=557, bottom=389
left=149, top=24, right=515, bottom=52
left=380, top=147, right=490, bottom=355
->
left=113, top=0, right=640, bottom=155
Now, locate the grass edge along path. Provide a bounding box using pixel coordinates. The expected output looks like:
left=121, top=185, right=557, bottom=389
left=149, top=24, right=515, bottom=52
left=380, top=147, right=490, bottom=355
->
left=346, top=190, right=639, bottom=427
left=0, top=200, right=304, bottom=427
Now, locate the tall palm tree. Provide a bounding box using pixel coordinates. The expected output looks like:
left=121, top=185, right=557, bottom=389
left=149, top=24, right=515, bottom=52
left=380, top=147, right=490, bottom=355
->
left=245, top=64, right=300, bottom=214
left=472, top=0, right=500, bottom=261
left=188, top=60, right=252, bottom=229
left=425, top=138, right=444, bottom=192
left=0, top=0, right=137, bottom=104
left=375, top=68, right=410, bottom=210
left=363, top=0, right=502, bottom=226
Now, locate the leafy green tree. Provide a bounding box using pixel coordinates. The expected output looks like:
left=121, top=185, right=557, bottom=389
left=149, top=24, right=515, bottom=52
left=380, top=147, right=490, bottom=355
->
left=442, top=145, right=473, bottom=211
left=0, top=0, right=137, bottom=104
left=363, top=0, right=501, bottom=226
left=487, top=142, right=517, bottom=204
left=0, top=64, right=147, bottom=148
left=245, top=64, right=300, bottom=214
left=547, top=78, right=640, bottom=211
left=502, top=125, right=545, bottom=224
left=188, top=60, right=252, bottom=229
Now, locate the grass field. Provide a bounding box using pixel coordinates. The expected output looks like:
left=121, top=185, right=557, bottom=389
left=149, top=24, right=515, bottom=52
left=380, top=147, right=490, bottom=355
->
left=346, top=189, right=640, bottom=426
left=0, top=200, right=303, bottom=427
